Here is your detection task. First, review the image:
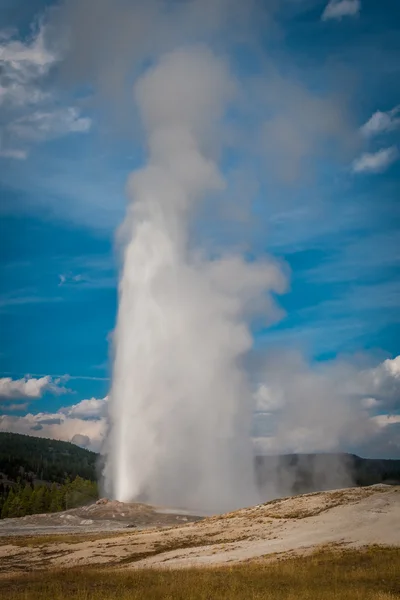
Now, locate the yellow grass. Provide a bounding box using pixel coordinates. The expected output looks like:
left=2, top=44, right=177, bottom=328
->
left=1, top=546, right=399, bottom=599
left=0, top=532, right=131, bottom=547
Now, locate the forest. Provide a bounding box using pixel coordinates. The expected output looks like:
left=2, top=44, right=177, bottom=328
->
left=0, top=432, right=99, bottom=518
left=0, top=476, right=98, bottom=518
left=0, top=432, right=97, bottom=482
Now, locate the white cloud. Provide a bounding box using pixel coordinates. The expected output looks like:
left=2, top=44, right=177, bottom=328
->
left=352, top=146, right=399, bottom=174
left=0, top=375, right=69, bottom=401
left=367, top=356, right=400, bottom=410
left=360, top=105, right=400, bottom=137
left=382, top=355, right=400, bottom=378
left=2, top=352, right=399, bottom=458
left=60, top=396, right=108, bottom=420
left=0, top=411, right=106, bottom=452
left=252, top=352, right=400, bottom=458
left=8, top=107, right=91, bottom=143
left=321, top=0, right=361, bottom=21
left=0, top=393, right=108, bottom=451
left=372, top=414, right=400, bottom=427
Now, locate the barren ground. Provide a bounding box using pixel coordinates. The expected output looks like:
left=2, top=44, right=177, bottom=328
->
left=0, top=497, right=201, bottom=537
left=0, top=484, right=398, bottom=574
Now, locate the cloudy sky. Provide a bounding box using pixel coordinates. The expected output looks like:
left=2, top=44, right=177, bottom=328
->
left=1, top=0, right=399, bottom=458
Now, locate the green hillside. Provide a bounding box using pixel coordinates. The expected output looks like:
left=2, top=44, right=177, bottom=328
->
left=0, top=432, right=99, bottom=519
left=0, top=432, right=97, bottom=483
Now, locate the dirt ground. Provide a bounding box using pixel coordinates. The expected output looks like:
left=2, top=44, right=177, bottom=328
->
left=0, top=484, right=398, bottom=573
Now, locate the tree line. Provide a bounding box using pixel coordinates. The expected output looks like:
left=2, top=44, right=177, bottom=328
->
left=0, top=476, right=98, bottom=519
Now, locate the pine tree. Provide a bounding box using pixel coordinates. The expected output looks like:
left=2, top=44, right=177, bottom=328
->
left=1, top=489, right=12, bottom=519
left=21, top=483, right=33, bottom=516
left=43, top=486, right=52, bottom=513
left=49, top=482, right=62, bottom=513
left=6, top=488, right=23, bottom=518
left=31, top=486, right=45, bottom=514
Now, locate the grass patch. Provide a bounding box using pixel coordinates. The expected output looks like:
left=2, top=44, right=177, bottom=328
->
left=0, top=546, right=399, bottom=599
left=116, top=535, right=226, bottom=565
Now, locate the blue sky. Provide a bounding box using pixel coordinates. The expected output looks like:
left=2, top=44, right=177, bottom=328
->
left=0, top=0, right=399, bottom=457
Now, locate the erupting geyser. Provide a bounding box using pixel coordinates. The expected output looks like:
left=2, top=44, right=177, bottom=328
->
left=104, top=47, right=286, bottom=512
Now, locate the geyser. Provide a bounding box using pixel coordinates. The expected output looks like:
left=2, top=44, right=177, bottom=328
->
left=104, top=47, right=286, bottom=512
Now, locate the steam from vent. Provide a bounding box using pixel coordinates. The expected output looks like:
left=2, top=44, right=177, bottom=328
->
left=104, top=47, right=286, bottom=512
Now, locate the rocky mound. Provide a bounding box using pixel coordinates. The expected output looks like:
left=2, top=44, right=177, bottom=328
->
left=0, top=498, right=202, bottom=536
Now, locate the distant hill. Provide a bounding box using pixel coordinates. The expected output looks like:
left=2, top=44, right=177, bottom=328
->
left=0, top=432, right=97, bottom=485
left=1, top=432, right=399, bottom=493
left=255, top=453, right=400, bottom=497
left=0, top=433, right=98, bottom=519
left=1, top=432, right=399, bottom=517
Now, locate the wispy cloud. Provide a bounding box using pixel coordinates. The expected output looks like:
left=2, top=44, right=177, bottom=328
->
left=0, top=290, right=63, bottom=310
left=0, top=20, right=56, bottom=110
left=8, top=107, right=91, bottom=143
left=360, top=105, right=400, bottom=138
left=321, top=0, right=361, bottom=21
left=66, top=375, right=110, bottom=381
left=0, top=148, right=27, bottom=160
left=58, top=273, right=84, bottom=287
left=0, top=403, right=29, bottom=412
left=352, top=146, right=399, bottom=174
left=0, top=17, right=92, bottom=159
left=57, top=268, right=115, bottom=290
left=301, top=230, right=400, bottom=284
left=299, top=280, right=400, bottom=325
left=2, top=371, right=109, bottom=382
left=260, top=275, right=400, bottom=357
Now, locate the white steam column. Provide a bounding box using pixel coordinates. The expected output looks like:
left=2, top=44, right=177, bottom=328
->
left=104, top=47, right=285, bottom=513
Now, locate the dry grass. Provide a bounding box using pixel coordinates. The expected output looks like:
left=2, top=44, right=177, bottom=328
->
left=1, top=546, right=399, bottom=599
left=0, top=532, right=131, bottom=547
left=236, top=487, right=394, bottom=520
left=116, top=534, right=228, bottom=565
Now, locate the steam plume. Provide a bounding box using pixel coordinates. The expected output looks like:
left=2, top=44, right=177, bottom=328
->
left=104, top=47, right=286, bottom=512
